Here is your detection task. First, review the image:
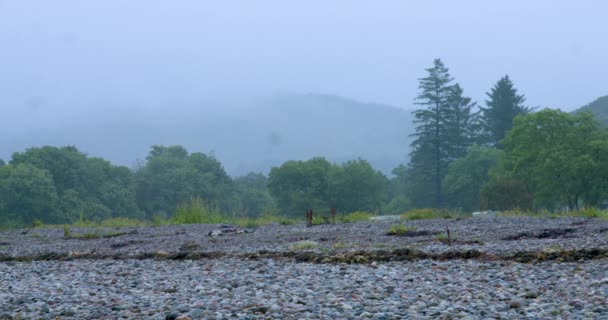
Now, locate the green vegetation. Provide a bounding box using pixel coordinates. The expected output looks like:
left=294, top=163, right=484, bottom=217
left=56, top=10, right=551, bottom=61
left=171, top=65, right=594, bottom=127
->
left=495, top=208, right=608, bottom=219
left=575, top=95, right=608, bottom=126
left=339, top=211, right=374, bottom=223
left=173, top=198, right=223, bottom=225
left=289, top=240, right=318, bottom=251
left=268, top=158, right=386, bottom=216
left=479, top=75, right=531, bottom=147
left=333, top=241, right=347, bottom=249
left=401, top=208, right=453, bottom=220
left=388, top=224, right=416, bottom=235
left=493, top=110, right=608, bottom=210
left=408, top=59, right=478, bottom=208
left=435, top=232, right=452, bottom=244
left=1, top=61, right=608, bottom=229
left=565, top=208, right=608, bottom=219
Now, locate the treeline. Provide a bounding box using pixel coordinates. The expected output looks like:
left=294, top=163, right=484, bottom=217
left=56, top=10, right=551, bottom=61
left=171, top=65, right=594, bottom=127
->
left=0, top=144, right=394, bottom=227
left=406, top=59, right=608, bottom=212
left=1, top=59, right=607, bottom=227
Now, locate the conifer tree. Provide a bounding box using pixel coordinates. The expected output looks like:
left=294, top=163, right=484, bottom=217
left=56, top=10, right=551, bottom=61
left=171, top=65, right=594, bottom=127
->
left=444, top=84, right=478, bottom=160
left=408, top=60, right=478, bottom=208
left=480, top=75, right=530, bottom=147
left=408, top=59, right=454, bottom=207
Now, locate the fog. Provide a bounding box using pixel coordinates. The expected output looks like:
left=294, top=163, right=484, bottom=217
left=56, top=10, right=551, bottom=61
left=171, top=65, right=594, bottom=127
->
left=1, top=1, right=607, bottom=174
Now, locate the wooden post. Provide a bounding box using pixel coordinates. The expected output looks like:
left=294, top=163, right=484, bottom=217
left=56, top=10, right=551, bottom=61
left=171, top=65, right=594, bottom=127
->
left=305, top=209, right=311, bottom=227
left=310, top=209, right=313, bottom=226
left=446, top=224, right=452, bottom=246
left=331, top=207, right=336, bottom=224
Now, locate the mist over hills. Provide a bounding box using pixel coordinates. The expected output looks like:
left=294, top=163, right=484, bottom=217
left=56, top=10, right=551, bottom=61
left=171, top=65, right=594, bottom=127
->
left=2, top=93, right=415, bottom=176
left=575, top=95, right=608, bottom=125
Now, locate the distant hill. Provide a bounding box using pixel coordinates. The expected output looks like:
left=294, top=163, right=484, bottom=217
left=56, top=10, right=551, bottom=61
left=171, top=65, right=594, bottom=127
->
left=575, top=95, right=608, bottom=125
left=1, top=93, right=415, bottom=176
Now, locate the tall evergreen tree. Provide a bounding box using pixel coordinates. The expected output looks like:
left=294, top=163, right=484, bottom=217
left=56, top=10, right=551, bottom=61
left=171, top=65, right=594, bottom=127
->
left=444, top=84, right=478, bottom=160
left=408, top=59, right=454, bottom=208
left=480, top=75, right=530, bottom=146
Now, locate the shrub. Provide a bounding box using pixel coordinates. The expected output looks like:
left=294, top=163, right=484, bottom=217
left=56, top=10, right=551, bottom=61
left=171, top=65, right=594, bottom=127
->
left=289, top=240, right=318, bottom=251
left=435, top=232, right=450, bottom=244
left=32, top=219, right=44, bottom=228
left=339, top=211, right=373, bottom=223
left=566, top=208, right=608, bottom=219
left=383, top=195, right=412, bottom=216
left=388, top=224, right=416, bottom=235
left=400, top=208, right=452, bottom=220
left=173, top=198, right=223, bottom=224
left=63, top=226, right=71, bottom=238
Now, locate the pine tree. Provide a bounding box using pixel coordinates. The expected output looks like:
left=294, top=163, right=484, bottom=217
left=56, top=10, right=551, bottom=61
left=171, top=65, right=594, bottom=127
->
left=444, top=84, right=478, bottom=160
left=408, top=59, right=454, bottom=208
left=480, top=75, right=530, bottom=147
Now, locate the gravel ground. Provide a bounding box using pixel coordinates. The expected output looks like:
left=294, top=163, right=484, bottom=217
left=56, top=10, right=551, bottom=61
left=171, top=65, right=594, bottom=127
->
left=0, top=217, right=607, bottom=319
left=1, top=258, right=606, bottom=320
left=1, top=217, right=607, bottom=259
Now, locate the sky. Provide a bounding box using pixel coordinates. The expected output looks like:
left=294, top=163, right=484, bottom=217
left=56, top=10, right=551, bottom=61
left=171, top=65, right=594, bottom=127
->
left=0, top=1, right=607, bottom=133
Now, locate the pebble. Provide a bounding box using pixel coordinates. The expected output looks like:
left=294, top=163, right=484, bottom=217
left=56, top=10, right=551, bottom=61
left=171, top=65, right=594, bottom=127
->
left=0, top=258, right=606, bottom=319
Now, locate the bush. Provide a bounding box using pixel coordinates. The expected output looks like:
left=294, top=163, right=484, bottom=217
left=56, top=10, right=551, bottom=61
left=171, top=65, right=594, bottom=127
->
left=400, top=208, right=452, bottom=220
left=32, top=219, right=44, bottom=228
left=289, top=240, right=318, bottom=251
left=383, top=196, right=412, bottom=216
left=565, top=208, right=608, bottom=219
left=339, top=211, right=373, bottom=223
left=388, top=224, right=416, bottom=235
left=173, top=198, right=223, bottom=224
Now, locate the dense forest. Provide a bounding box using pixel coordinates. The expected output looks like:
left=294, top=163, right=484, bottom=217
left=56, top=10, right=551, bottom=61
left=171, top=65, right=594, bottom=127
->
left=1, top=60, right=607, bottom=227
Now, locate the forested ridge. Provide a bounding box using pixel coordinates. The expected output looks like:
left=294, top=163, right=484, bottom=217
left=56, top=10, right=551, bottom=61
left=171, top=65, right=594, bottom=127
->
left=1, top=60, right=607, bottom=227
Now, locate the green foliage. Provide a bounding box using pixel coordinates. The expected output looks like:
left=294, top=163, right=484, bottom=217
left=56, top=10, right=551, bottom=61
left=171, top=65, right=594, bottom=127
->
left=63, top=226, right=71, bottom=238
left=564, top=208, right=608, bottom=219
left=0, top=163, right=59, bottom=226
left=388, top=224, right=416, bottom=234
left=400, top=208, right=453, bottom=220
left=32, top=219, right=45, bottom=228
left=500, top=109, right=608, bottom=210
left=408, top=59, right=478, bottom=208
left=382, top=195, right=412, bottom=216
left=268, top=157, right=332, bottom=216
left=480, top=176, right=533, bottom=211
left=444, top=84, right=479, bottom=159
left=328, top=159, right=387, bottom=213
left=136, top=145, right=239, bottom=218
left=72, top=217, right=149, bottom=228
left=234, top=173, right=276, bottom=217
left=479, top=75, right=531, bottom=147
left=443, top=146, right=503, bottom=210
left=339, top=211, right=373, bottom=223
left=575, top=95, right=608, bottom=126
left=289, top=240, right=318, bottom=251
left=435, top=232, right=453, bottom=244
left=173, top=198, right=223, bottom=224
left=8, top=146, right=141, bottom=223
left=268, top=157, right=387, bottom=216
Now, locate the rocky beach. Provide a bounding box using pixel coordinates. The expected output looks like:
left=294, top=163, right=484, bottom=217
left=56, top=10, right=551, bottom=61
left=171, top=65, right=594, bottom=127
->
left=1, top=216, right=607, bottom=319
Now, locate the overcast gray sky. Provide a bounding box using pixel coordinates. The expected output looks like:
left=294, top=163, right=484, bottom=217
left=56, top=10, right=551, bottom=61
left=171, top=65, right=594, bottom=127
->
left=1, top=0, right=607, bottom=116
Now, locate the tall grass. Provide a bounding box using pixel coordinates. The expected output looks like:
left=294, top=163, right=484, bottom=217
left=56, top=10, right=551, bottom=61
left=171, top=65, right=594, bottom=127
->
left=400, top=208, right=459, bottom=220
left=339, top=211, right=374, bottom=223
left=173, top=198, right=223, bottom=224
